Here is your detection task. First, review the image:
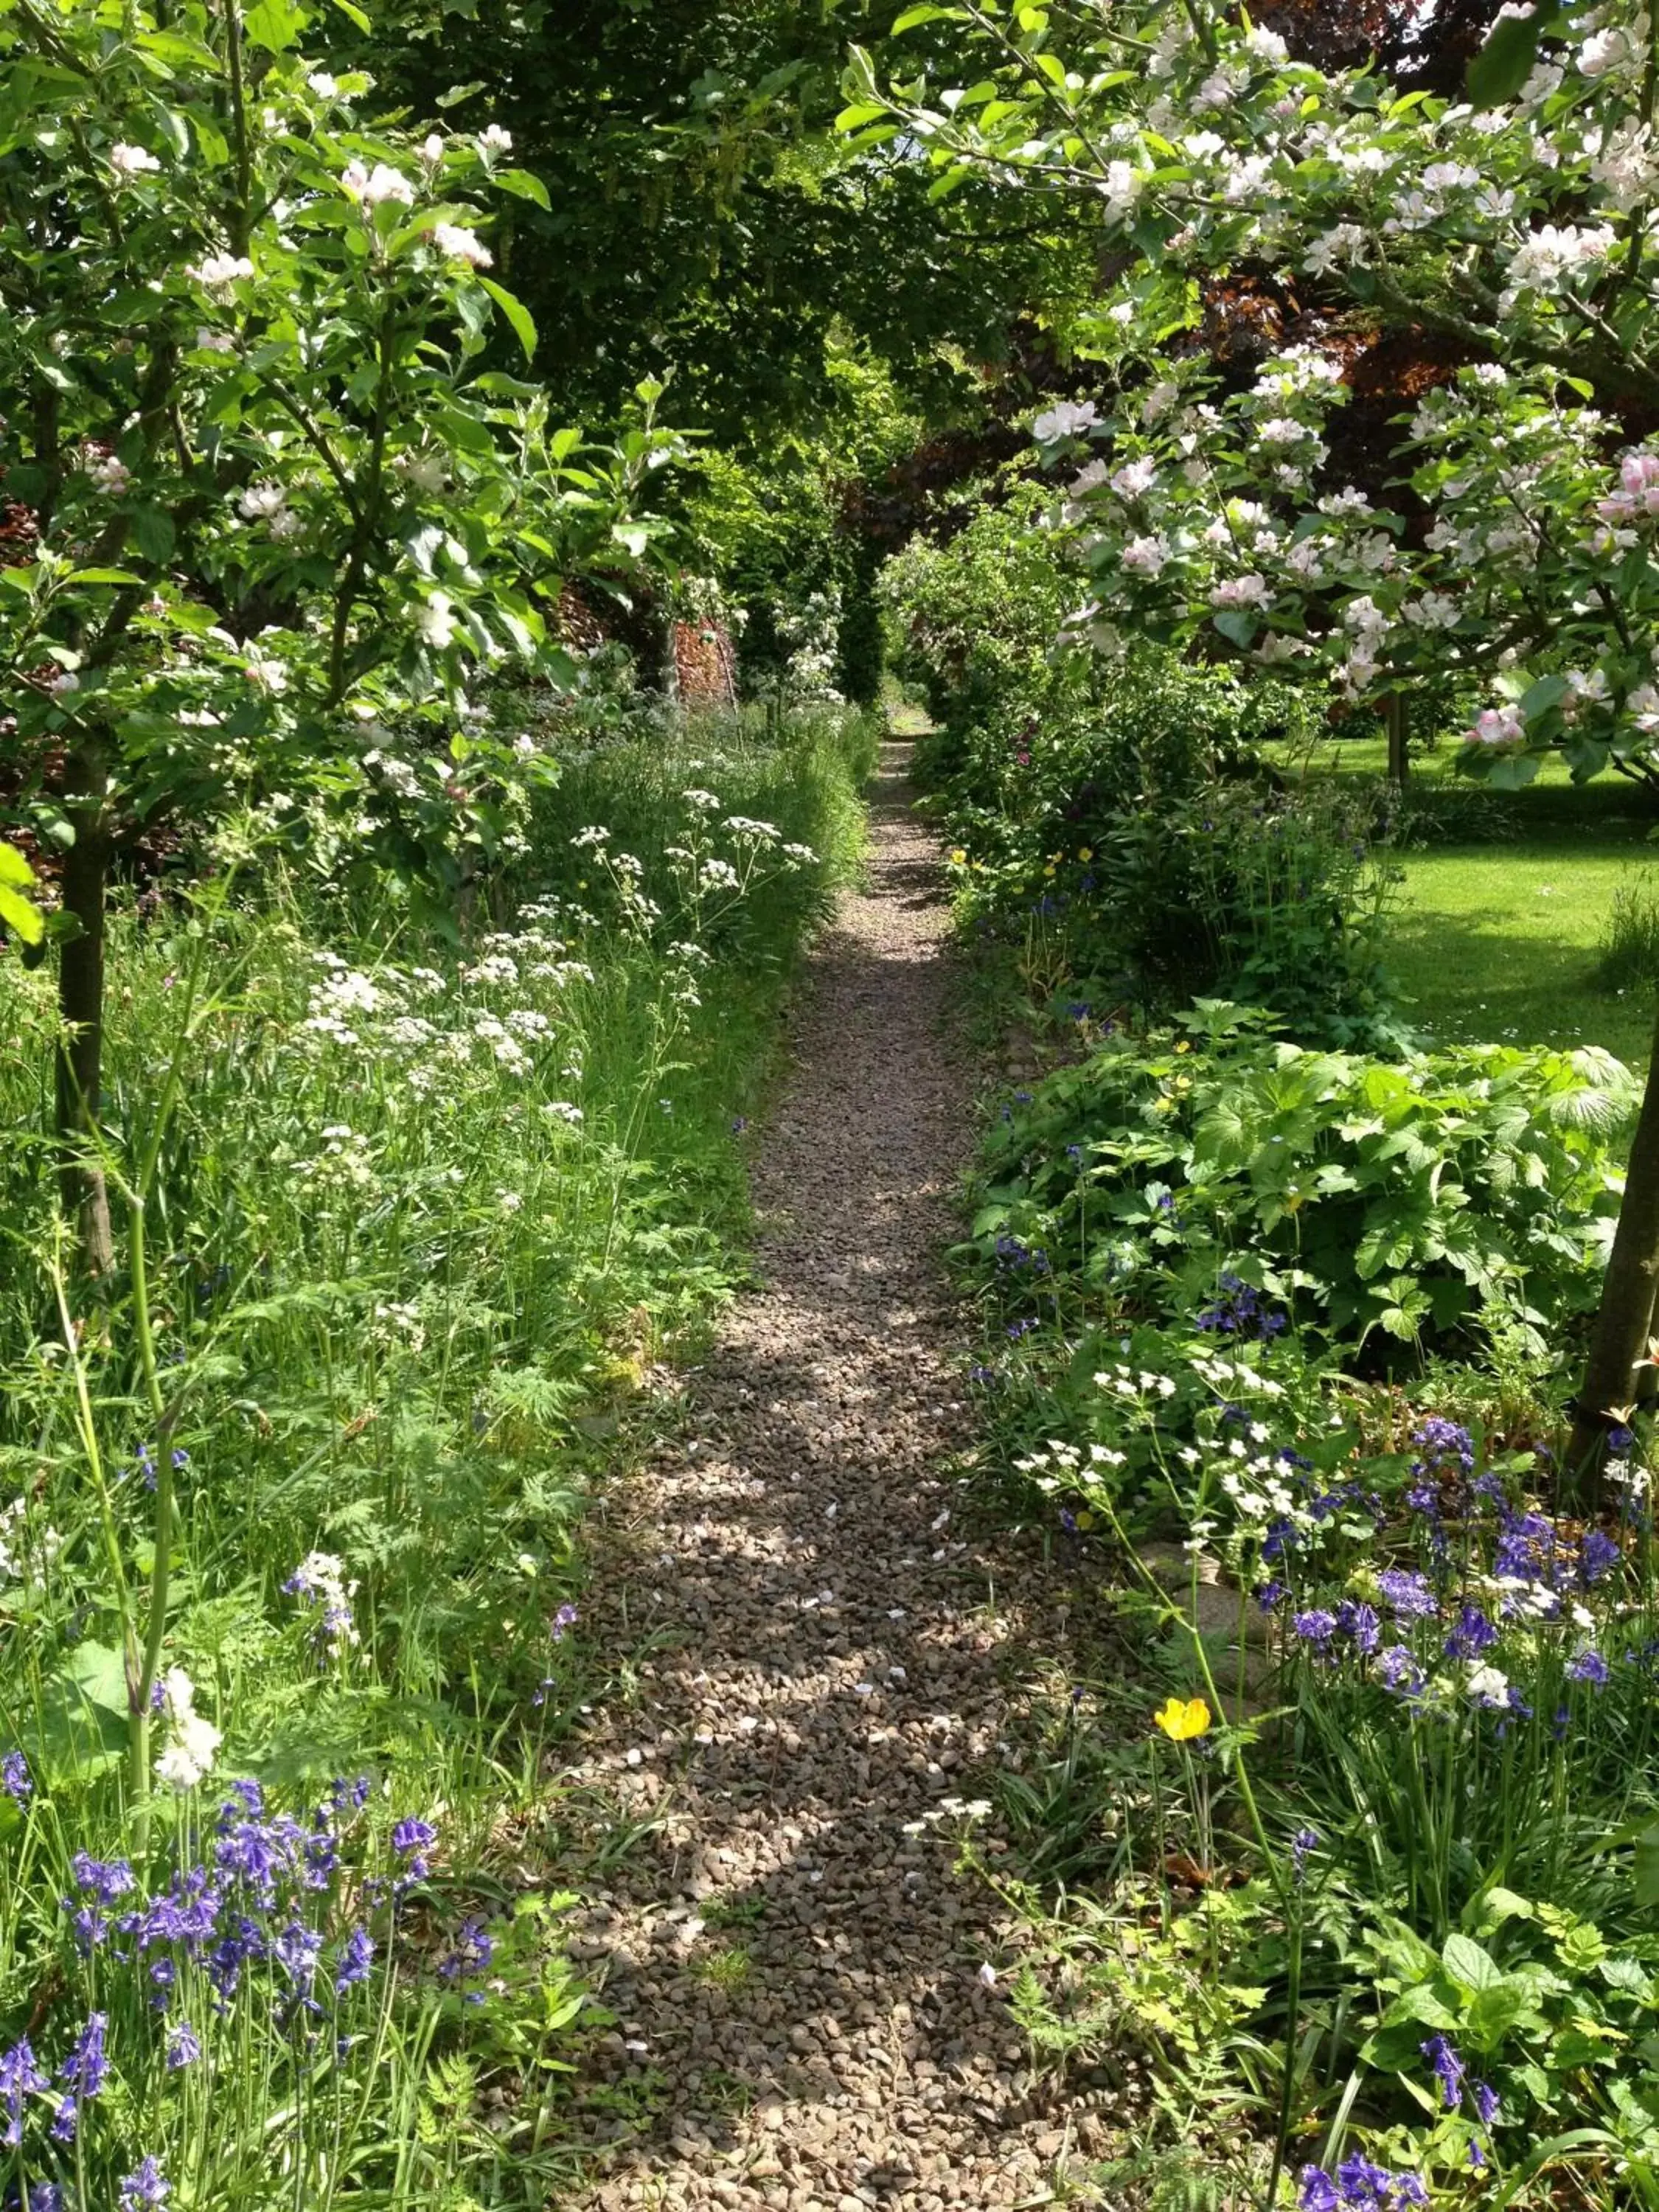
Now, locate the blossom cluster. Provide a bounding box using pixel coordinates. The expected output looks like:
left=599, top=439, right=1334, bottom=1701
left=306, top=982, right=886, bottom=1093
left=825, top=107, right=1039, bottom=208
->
left=860, top=0, right=1659, bottom=785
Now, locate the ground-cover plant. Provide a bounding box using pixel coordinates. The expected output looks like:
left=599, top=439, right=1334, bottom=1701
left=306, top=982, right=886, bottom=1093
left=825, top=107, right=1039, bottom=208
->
left=965, top=1006, right=1637, bottom=1368
left=0, top=700, right=874, bottom=2202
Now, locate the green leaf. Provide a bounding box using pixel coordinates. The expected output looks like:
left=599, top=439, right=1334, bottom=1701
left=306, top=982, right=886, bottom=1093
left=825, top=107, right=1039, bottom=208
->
left=327, top=0, right=371, bottom=27
left=0, top=883, right=44, bottom=946
left=1467, top=5, right=1545, bottom=107
left=1443, top=1932, right=1503, bottom=1992
left=491, top=167, right=551, bottom=211
left=1632, top=1821, right=1659, bottom=1909
left=130, top=506, right=175, bottom=563
left=243, top=0, right=307, bottom=47
left=1519, top=672, right=1571, bottom=720
left=890, top=4, right=958, bottom=29
left=67, top=568, right=145, bottom=586
left=1211, top=608, right=1259, bottom=649
left=479, top=277, right=537, bottom=361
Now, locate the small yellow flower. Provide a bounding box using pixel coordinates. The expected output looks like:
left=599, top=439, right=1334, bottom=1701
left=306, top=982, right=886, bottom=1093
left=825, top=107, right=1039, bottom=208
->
left=949, top=847, right=967, bottom=865
left=1078, top=846, right=1093, bottom=862
left=1153, top=1696, right=1211, bottom=1742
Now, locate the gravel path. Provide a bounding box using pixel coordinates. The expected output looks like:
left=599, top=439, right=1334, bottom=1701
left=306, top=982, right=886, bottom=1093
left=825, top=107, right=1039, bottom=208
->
left=564, top=737, right=1090, bottom=2211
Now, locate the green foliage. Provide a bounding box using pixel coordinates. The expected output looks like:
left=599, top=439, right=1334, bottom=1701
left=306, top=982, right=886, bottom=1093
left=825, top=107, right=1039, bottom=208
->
left=0, top=699, right=874, bottom=2202
left=883, top=488, right=1395, bottom=1039
left=968, top=1012, right=1637, bottom=1361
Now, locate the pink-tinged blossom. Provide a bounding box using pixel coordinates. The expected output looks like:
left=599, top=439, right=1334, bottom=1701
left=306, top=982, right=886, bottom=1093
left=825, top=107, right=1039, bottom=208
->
left=109, top=142, right=161, bottom=178
left=1121, top=534, right=1172, bottom=577
left=342, top=161, right=414, bottom=208
left=189, top=252, right=254, bottom=293
left=1211, top=574, right=1272, bottom=608
left=1468, top=706, right=1526, bottom=746
left=1109, top=456, right=1158, bottom=498
left=1033, top=400, right=1098, bottom=443
left=426, top=223, right=493, bottom=268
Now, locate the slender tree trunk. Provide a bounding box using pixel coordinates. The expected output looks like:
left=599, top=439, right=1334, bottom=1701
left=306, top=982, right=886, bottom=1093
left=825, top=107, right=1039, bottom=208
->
left=54, top=727, right=114, bottom=1277
left=1384, top=692, right=1410, bottom=787
left=1566, top=992, right=1659, bottom=1495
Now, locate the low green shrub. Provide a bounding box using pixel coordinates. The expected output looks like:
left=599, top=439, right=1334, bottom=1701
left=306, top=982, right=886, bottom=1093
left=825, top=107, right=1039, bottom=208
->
left=967, top=1006, right=1638, bottom=1365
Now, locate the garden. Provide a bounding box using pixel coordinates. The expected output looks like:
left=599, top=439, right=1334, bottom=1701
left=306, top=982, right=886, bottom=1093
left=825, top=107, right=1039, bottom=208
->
left=4, top=0, right=1659, bottom=2205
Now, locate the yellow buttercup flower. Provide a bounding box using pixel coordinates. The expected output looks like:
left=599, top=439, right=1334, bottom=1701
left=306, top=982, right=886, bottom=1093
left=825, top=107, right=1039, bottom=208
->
left=949, top=847, right=967, bottom=865
left=1078, top=846, right=1093, bottom=862
left=1153, top=1696, right=1211, bottom=1742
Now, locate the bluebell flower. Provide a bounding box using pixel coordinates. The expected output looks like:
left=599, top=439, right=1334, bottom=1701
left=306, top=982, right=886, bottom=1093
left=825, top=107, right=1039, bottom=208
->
left=1581, top=1528, right=1621, bottom=1584
left=437, top=1917, right=495, bottom=1985
left=165, top=2020, right=201, bottom=2070
left=0, top=2039, right=48, bottom=2147
left=1, top=1752, right=32, bottom=1805
left=1335, top=1599, right=1381, bottom=1655
left=1377, top=1645, right=1425, bottom=1699
left=1567, top=1648, right=1610, bottom=1687
left=274, top=1919, right=324, bottom=1991
left=1255, top=1580, right=1286, bottom=1613
left=60, top=2015, right=107, bottom=2108
left=335, top=1925, right=375, bottom=1994
left=1474, top=2081, right=1500, bottom=2125
left=69, top=1855, right=134, bottom=1906
left=1298, top=2157, right=1427, bottom=2211
left=1290, top=1829, right=1319, bottom=1882
left=1293, top=1609, right=1337, bottom=1647
left=1422, top=2031, right=1465, bottom=2110
left=551, top=1603, right=579, bottom=1640
left=1375, top=1568, right=1437, bottom=1620
left=118, top=2156, right=170, bottom=2208
left=392, top=1818, right=436, bottom=1855
left=1443, top=1604, right=1498, bottom=1661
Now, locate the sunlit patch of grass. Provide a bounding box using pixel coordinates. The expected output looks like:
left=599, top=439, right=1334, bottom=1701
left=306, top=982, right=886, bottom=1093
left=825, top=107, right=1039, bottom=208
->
left=1263, top=732, right=1659, bottom=1069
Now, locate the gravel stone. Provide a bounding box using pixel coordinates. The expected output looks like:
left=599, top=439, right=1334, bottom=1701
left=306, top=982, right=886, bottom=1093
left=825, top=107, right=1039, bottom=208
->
left=564, top=738, right=1094, bottom=2208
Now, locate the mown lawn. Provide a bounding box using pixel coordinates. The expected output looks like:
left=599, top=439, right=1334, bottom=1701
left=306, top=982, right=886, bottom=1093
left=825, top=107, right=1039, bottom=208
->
left=1269, top=732, right=1659, bottom=1067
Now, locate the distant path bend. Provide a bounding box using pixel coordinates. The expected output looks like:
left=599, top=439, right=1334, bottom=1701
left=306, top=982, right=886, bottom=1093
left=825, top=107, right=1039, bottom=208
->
left=566, top=733, right=1087, bottom=2212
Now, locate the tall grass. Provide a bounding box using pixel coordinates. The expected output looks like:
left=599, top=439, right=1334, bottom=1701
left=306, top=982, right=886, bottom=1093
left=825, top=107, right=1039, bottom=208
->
left=0, top=700, right=875, bottom=2206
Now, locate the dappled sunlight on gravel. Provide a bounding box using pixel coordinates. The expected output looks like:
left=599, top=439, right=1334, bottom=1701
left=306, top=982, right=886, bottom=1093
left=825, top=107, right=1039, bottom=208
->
left=563, top=737, right=1098, bottom=2212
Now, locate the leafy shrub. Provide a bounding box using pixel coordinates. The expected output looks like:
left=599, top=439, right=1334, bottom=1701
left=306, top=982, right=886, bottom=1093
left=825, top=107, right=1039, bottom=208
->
left=967, top=1007, right=1638, bottom=1360
left=883, top=487, right=1397, bottom=1040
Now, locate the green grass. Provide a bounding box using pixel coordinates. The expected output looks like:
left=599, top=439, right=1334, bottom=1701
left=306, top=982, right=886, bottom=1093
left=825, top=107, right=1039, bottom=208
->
left=1267, top=733, right=1659, bottom=1067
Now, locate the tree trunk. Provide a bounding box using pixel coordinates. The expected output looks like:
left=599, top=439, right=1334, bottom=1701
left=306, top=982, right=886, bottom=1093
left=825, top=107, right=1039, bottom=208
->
left=1565, top=992, right=1659, bottom=1497
left=54, top=728, right=114, bottom=1278
left=1384, top=692, right=1410, bottom=787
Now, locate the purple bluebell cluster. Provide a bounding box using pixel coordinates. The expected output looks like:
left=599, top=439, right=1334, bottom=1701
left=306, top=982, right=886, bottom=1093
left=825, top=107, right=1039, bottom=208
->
left=993, top=1233, right=1052, bottom=1279
left=0, top=1777, right=459, bottom=2188
left=1196, top=1272, right=1286, bottom=1341
left=1, top=1752, right=31, bottom=1805
left=1375, top=1568, right=1436, bottom=1619
left=1293, top=1601, right=1379, bottom=1658
left=1298, top=2154, right=1427, bottom=2211
left=1443, top=1604, right=1499, bottom=1661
